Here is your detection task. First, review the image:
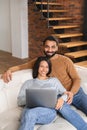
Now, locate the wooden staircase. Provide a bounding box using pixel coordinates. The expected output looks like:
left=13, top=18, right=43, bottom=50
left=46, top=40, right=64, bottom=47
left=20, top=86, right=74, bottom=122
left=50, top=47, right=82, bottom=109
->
left=75, top=60, right=87, bottom=67
left=47, top=17, right=74, bottom=21
left=40, top=9, right=68, bottom=13
left=35, top=1, right=62, bottom=6
left=53, top=25, right=80, bottom=29
left=34, top=0, right=87, bottom=67
left=65, top=50, right=87, bottom=59
left=59, top=41, right=87, bottom=48
left=52, top=33, right=83, bottom=39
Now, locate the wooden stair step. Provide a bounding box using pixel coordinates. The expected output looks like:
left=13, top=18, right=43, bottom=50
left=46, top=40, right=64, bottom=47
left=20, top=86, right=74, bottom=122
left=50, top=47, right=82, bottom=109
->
left=52, top=33, right=83, bottom=38
left=40, top=9, right=67, bottom=13
left=75, top=60, right=87, bottom=67
left=59, top=41, right=87, bottom=48
left=53, top=25, right=79, bottom=29
left=65, top=50, right=87, bottom=58
left=35, top=2, right=62, bottom=6
left=47, top=17, right=73, bottom=21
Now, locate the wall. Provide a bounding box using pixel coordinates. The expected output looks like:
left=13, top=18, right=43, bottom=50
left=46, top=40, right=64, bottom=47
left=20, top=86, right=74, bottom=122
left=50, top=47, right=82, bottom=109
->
left=0, top=0, right=11, bottom=52
left=0, top=0, right=28, bottom=59
left=28, top=0, right=84, bottom=59
left=28, top=1, right=54, bottom=59
left=10, top=0, right=28, bottom=59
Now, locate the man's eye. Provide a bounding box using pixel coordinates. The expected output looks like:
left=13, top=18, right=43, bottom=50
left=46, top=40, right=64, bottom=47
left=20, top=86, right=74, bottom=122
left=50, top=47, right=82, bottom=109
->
left=52, top=46, right=56, bottom=49
left=45, top=46, right=48, bottom=48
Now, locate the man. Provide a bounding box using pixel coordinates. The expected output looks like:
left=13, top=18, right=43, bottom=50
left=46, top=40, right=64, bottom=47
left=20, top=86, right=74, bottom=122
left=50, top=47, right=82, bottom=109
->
left=2, top=35, right=87, bottom=115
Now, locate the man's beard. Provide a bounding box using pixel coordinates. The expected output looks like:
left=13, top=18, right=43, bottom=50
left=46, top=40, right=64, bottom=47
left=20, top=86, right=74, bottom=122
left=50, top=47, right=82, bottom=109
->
left=44, top=51, right=57, bottom=59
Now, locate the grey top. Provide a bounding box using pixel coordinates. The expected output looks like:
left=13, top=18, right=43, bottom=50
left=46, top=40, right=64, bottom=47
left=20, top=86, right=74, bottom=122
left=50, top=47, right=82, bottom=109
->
left=18, top=77, right=67, bottom=106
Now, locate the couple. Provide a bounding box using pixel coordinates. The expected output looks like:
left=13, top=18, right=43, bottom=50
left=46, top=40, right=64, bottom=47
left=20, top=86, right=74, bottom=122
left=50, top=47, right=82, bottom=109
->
left=2, top=36, right=87, bottom=129
left=18, top=56, right=87, bottom=130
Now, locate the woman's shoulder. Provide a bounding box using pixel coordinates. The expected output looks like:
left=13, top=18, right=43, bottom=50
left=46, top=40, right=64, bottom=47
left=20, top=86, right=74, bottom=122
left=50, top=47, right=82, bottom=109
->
left=49, top=77, right=58, bottom=82
left=23, top=78, right=35, bottom=85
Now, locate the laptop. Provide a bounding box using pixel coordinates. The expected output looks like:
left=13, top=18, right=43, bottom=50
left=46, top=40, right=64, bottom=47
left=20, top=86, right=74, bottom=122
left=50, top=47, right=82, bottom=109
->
left=26, top=88, right=57, bottom=108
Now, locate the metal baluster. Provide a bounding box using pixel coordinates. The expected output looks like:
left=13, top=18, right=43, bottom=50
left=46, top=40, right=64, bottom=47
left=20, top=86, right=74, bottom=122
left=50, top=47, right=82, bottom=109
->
left=47, top=0, right=50, bottom=28
left=40, top=0, right=45, bottom=19
left=33, top=0, right=39, bottom=11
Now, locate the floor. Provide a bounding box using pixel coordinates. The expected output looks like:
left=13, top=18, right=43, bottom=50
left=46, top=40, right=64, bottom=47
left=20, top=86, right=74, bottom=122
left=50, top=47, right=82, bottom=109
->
left=0, top=50, right=29, bottom=74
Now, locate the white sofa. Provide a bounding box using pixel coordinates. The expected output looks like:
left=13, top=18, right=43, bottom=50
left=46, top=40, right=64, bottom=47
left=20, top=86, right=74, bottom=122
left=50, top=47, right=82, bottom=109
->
left=0, top=65, right=87, bottom=130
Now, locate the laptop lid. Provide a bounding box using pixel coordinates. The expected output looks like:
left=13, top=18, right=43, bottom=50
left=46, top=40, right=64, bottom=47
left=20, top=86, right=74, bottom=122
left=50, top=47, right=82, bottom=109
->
left=26, top=88, right=57, bottom=108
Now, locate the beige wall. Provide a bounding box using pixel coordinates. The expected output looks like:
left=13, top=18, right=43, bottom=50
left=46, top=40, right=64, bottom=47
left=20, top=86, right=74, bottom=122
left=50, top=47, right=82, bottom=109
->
left=0, top=0, right=11, bottom=52
left=0, top=0, right=28, bottom=59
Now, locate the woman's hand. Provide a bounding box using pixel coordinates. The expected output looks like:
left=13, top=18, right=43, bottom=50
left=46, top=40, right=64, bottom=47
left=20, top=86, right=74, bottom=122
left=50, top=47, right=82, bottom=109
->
left=55, top=98, right=64, bottom=110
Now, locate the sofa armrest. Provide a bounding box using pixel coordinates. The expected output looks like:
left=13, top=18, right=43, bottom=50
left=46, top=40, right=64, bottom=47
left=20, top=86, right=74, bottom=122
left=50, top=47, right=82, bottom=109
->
left=0, top=69, right=33, bottom=114
left=75, top=65, right=87, bottom=94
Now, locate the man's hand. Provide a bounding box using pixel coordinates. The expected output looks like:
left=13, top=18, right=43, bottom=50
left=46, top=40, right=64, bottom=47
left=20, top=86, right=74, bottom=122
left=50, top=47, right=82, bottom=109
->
left=65, top=91, right=73, bottom=104
left=55, top=98, right=64, bottom=110
left=1, top=69, right=12, bottom=83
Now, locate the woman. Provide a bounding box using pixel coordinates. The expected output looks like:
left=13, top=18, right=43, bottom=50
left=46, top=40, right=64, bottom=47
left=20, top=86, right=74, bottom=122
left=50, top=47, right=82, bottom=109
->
left=18, top=56, right=87, bottom=130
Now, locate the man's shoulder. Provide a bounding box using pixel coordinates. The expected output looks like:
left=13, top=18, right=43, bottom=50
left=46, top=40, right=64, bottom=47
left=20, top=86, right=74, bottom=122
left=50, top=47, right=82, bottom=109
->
left=51, top=54, right=74, bottom=68
left=58, top=54, right=70, bottom=59
left=54, top=54, right=73, bottom=62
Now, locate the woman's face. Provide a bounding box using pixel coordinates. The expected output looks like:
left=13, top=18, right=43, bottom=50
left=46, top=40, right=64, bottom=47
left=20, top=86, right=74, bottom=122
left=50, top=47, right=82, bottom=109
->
left=38, top=61, right=49, bottom=78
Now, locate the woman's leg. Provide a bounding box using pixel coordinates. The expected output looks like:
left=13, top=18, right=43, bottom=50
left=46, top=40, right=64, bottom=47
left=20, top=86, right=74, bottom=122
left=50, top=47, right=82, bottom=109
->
left=19, top=107, right=57, bottom=130
left=58, top=102, right=87, bottom=130
left=73, top=87, right=87, bottom=115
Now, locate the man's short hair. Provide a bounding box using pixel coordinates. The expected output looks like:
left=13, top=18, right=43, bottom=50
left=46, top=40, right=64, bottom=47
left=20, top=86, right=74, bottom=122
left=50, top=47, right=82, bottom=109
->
left=43, top=36, right=59, bottom=46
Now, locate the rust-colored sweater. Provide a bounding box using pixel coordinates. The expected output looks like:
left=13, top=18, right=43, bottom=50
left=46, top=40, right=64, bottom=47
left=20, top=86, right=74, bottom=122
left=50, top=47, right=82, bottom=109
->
left=10, top=55, right=81, bottom=95
left=50, top=55, right=81, bottom=95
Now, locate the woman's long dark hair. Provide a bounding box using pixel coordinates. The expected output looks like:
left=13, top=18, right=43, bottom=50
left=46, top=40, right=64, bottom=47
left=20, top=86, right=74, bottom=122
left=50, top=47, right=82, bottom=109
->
left=33, top=56, right=52, bottom=78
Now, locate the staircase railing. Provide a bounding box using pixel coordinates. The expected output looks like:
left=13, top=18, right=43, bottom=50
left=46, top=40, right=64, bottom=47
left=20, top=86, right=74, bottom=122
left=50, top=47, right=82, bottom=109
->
left=34, top=0, right=51, bottom=28
left=47, top=0, right=50, bottom=28
left=34, top=0, right=62, bottom=28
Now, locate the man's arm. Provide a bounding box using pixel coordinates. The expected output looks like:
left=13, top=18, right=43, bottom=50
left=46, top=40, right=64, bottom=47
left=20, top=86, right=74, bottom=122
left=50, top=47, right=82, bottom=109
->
left=9, top=58, right=36, bottom=72
left=66, top=58, right=81, bottom=95
left=1, top=58, right=36, bottom=82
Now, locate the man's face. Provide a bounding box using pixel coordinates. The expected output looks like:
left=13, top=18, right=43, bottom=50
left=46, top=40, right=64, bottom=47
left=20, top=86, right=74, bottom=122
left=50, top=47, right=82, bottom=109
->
left=43, top=40, right=58, bottom=58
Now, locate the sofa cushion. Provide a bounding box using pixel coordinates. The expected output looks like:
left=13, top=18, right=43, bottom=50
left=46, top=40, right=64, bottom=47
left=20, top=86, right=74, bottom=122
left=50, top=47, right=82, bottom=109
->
left=0, top=84, right=23, bottom=113
left=0, top=89, right=8, bottom=113
left=38, top=122, right=76, bottom=130
left=0, top=107, right=42, bottom=130
left=75, top=65, right=87, bottom=82
left=0, top=107, right=21, bottom=130
left=0, top=120, right=20, bottom=130
left=0, top=107, right=22, bottom=124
